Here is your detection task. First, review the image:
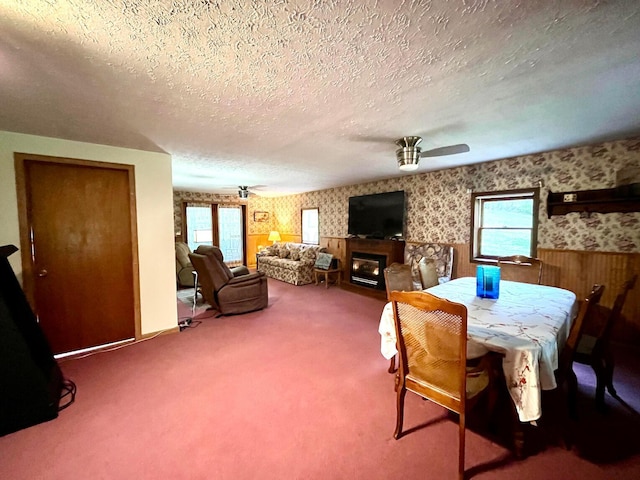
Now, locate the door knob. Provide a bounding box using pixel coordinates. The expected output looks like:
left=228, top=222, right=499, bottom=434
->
left=37, top=269, right=48, bottom=277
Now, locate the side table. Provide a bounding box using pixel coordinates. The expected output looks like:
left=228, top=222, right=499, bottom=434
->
left=256, top=253, right=265, bottom=269
left=314, top=267, right=342, bottom=289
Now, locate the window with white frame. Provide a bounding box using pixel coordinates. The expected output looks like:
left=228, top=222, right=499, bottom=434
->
left=301, top=208, right=319, bottom=244
left=470, top=188, right=539, bottom=261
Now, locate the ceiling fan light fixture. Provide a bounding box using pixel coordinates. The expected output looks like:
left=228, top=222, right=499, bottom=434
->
left=238, top=186, right=249, bottom=199
left=396, top=147, right=421, bottom=171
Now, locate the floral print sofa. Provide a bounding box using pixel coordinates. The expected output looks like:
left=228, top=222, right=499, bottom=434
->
left=257, top=242, right=327, bottom=285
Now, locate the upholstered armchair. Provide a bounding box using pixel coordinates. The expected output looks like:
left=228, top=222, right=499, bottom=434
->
left=189, top=245, right=268, bottom=316
left=175, top=242, right=195, bottom=288
left=404, top=243, right=455, bottom=288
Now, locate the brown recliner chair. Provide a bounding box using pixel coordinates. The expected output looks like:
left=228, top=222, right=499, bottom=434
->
left=189, top=245, right=268, bottom=316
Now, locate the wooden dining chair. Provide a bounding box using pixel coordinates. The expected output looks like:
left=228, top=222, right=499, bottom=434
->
left=497, top=255, right=543, bottom=284
left=384, top=263, right=417, bottom=373
left=383, top=262, right=414, bottom=298
left=390, top=290, right=491, bottom=480
left=574, top=274, right=637, bottom=410
left=552, top=284, right=605, bottom=448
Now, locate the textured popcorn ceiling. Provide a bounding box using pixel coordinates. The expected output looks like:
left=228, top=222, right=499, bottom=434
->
left=1, top=1, right=640, bottom=196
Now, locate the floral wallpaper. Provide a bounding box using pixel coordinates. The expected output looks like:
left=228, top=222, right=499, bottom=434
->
left=246, top=195, right=273, bottom=235
left=173, top=190, right=275, bottom=237
left=267, top=137, right=640, bottom=253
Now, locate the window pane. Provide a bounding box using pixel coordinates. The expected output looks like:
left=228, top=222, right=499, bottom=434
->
left=218, top=206, right=243, bottom=264
left=194, top=229, right=212, bottom=243
left=480, top=228, right=532, bottom=257
left=302, top=208, right=319, bottom=244
left=482, top=199, right=533, bottom=228
left=472, top=189, right=538, bottom=260
left=186, top=205, right=212, bottom=251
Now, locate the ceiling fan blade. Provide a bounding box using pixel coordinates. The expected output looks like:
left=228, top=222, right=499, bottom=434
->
left=421, top=144, right=470, bottom=157
left=349, top=134, right=398, bottom=144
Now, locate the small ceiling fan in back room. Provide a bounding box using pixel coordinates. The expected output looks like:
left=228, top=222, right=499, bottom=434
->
left=238, top=186, right=250, bottom=199
left=237, top=185, right=267, bottom=198
left=393, top=136, right=469, bottom=171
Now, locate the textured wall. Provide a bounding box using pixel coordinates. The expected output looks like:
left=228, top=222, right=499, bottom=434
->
left=271, top=137, right=640, bottom=252
left=4, top=1, right=640, bottom=197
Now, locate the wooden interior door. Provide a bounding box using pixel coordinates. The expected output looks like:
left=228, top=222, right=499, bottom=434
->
left=15, top=155, right=139, bottom=355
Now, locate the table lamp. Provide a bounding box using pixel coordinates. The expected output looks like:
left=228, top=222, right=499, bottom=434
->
left=268, top=231, right=281, bottom=244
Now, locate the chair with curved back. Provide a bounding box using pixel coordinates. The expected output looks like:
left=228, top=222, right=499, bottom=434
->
left=551, top=284, right=605, bottom=448
left=383, top=262, right=414, bottom=298
left=574, top=274, right=637, bottom=410
left=418, top=257, right=440, bottom=289
left=497, top=255, right=542, bottom=284
left=189, top=245, right=268, bottom=316
left=404, top=243, right=455, bottom=286
left=390, top=290, right=491, bottom=480
left=383, top=263, right=417, bottom=373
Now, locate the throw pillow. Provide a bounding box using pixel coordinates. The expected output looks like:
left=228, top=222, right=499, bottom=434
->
left=278, top=246, right=290, bottom=259
left=289, top=246, right=301, bottom=261
left=301, top=247, right=317, bottom=263
left=266, top=245, right=278, bottom=256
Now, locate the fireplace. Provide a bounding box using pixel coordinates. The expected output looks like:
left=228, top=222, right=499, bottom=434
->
left=350, top=252, right=386, bottom=290
left=344, top=238, right=405, bottom=298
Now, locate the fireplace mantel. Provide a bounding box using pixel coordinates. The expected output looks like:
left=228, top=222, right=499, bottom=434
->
left=343, top=237, right=405, bottom=298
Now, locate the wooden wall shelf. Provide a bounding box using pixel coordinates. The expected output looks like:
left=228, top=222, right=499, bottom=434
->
left=547, top=184, right=640, bottom=217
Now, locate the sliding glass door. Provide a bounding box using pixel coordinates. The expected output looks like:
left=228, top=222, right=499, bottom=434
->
left=186, top=205, right=213, bottom=251
left=184, top=203, right=246, bottom=266
left=217, top=205, right=243, bottom=265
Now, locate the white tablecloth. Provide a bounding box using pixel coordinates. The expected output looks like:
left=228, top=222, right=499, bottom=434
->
left=379, top=277, right=578, bottom=422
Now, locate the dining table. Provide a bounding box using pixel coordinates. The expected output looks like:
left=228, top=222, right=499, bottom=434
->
left=378, top=276, right=579, bottom=424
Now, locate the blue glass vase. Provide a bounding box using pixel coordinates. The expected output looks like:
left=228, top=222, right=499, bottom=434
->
left=476, top=265, right=500, bottom=299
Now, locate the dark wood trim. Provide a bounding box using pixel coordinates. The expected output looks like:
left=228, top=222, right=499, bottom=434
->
left=470, top=187, right=540, bottom=262
left=180, top=201, right=188, bottom=241
left=241, top=204, right=247, bottom=266
left=211, top=204, right=220, bottom=246
left=547, top=184, right=640, bottom=217
left=183, top=202, right=247, bottom=265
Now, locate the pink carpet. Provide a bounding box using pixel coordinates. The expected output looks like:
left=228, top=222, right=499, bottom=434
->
left=1, top=279, right=639, bottom=479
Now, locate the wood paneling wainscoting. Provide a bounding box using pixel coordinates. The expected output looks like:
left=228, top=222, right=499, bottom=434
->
left=247, top=234, right=302, bottom=268
left=319, top=237, right=639, bottom=346
left=247, top=234, right=268, bottom=268
left=321, top=237, right=347, bottom=265
left=454, top=244, right=640, bottom=346
left=249, top=235, right=345, bottom=268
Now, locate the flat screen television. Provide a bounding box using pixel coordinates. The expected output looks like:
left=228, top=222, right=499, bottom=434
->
left=348, top=190, right=406, bottom=239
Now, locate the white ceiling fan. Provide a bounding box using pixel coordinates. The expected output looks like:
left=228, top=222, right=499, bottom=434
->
left=393, top=136, right=470, bottom=171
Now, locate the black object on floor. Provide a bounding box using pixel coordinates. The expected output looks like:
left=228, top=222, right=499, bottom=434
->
left=0, top=245, right=64, bottom=437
